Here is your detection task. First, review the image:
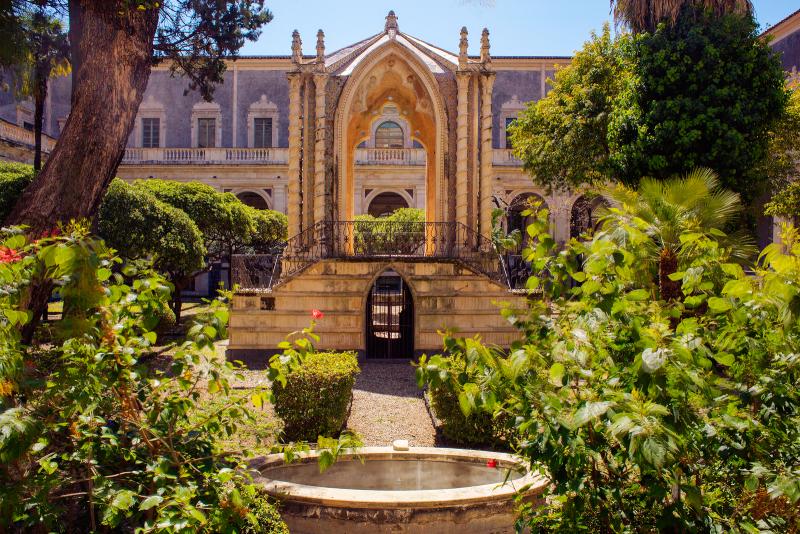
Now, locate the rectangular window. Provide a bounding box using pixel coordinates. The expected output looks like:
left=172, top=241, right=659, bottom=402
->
left=197, top=118, right=216, bottom=148
left=142, top=118, right=160, bottom=148
left=505, top=117, right=516, bottom=149
left=23, top=121, right=34, bottom=132
left=253, top=117, right=273, bottom=148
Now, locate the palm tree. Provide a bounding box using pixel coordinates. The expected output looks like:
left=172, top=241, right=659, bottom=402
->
left=610, top=0, right=753, bottom=33
left=601, top=168, right=755, bottom=301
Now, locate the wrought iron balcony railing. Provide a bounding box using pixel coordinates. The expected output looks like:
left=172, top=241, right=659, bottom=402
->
left=232, top=220, right=512, bottom=290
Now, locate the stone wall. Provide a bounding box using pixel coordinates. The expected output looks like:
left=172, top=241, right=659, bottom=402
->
left=228, top=259, right=527, bottom=359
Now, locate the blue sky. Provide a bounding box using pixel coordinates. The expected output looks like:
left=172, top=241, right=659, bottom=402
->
left=240, top=1, right=798, bottom=57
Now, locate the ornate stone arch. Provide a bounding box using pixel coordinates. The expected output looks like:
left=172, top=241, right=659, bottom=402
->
left=360, top=263, right=418, bottom=352
left=335, top=40, right=449, bottom=223
left=569, top=193, right=609, bottom=239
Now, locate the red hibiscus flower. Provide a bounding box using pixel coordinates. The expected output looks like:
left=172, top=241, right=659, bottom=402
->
left=0, top=247, right=22, bottom=264
left=311, top=309, right=324, bottom=320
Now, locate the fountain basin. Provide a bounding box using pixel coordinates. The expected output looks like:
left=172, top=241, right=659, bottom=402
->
left=251, top=447, right=548, bottom=534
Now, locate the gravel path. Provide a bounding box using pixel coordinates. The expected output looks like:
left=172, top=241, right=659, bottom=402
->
left=345, top=362, right=437, bottom=447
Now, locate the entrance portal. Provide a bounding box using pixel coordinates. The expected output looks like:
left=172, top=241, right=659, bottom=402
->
left=366, top=270, right=413, bottom=359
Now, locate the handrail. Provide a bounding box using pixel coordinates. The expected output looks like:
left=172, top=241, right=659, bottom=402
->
left=0, top=119, right=57, bottom=152
left=232, top=221, right=511, bottom=290
left=121, top=147, right=289, bottom=164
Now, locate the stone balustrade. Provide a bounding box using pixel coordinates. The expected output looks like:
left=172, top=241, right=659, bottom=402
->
left=354, top=148, right=426, bottom=166
left=492, top=148, right=522, bottom=166
left=121, top=147, right=289, bottom=165
left=0, top=119, right=56, bottom=152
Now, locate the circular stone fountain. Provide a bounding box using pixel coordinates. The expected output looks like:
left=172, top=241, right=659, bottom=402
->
left=250, top=447, right=548, bottom=534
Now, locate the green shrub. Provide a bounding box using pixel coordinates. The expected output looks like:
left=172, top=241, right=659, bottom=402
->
left=240, top=485, right=289, bottom=534
left=428, top=356, right=514, bottom=448
left=0, top=162, right=34, bottom=221
left=153, top=302, right=177, bottom=338
left=272, top=351, right=360, bottom=442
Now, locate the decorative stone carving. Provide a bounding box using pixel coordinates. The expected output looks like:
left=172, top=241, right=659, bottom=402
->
left=385, top=10, right=398, bottom=36
left=459, top=27, right=468, bottom=70
left=480, top=28, right=491, bottom=65
left=291, top=30, right=302, bottom=66
left=287, top=73, right=303, bottom=237
left=479, top=73, right=496, bottom=235
left=316, top=29, right=325, bottom=66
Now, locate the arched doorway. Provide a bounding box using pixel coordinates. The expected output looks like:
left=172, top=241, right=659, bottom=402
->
left=570, top=194, right=608, bottom=239
left=367, top=192, right=409, bottom=217
left=366, top=269, right=413, bottom=359
left=506, top=193, right=549, bottom=247
left=236, top=191, right=270, bottom=210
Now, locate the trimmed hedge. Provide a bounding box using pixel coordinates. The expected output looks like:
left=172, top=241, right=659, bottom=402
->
left=428, top=356, right=515, bottom=448
left=272, top=351, right=360, bottom=442
left=0, top=161, right=34, bottom=221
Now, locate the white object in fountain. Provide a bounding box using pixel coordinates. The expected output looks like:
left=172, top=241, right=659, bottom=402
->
left=392, top=439, right=410, bottom=451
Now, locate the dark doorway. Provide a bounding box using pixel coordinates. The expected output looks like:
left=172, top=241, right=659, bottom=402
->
left=366, top=270, right=414, bottom=359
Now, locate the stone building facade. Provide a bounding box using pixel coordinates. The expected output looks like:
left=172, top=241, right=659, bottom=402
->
left=1, top=9, right=798, bottom=358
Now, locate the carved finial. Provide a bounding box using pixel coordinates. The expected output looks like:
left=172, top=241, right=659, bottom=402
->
left=316, top=29, right=325, bottom=64
left=480, top=28, right=491, bottom=64
left=291, top=30, right=302, bottom=65
left=385, top=10, right=398, bottom=35
left=459, top=27, right=468, bottom=70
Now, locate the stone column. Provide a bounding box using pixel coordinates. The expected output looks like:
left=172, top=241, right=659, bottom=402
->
left=302, top=77, right=315, bottom=233
left=313, top=73, right=328, bottom=226
left=287, top=73, right=303, bottom=238
left=479, top=73, right=496, bottom=237
left=456, top=72, right=470, bottom=227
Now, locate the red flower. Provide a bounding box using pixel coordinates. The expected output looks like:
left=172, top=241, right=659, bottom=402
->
left=0, top=247, right=22, bottom=264
left=311, top=309, right=324, bottom=320
left=486, top=459, right=497, bottom=468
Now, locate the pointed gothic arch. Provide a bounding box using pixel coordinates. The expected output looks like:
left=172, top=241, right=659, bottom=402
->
left=335, top=40, right=449, bottom=223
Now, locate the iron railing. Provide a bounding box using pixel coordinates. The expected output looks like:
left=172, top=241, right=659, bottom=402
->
left=232, top=221, right=512, bottom=290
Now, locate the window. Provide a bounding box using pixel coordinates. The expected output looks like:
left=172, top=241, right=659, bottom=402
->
left=253, top=117, right=273, bottom=148
left=505, top=117, right=516, bottom=150
left=197, top=118, right=216, bottom=148
left=142, top=118, right=160, bottom=148
left=375, top=121, right=404, bottom=148
left=23, top=121, right=34, bottom=132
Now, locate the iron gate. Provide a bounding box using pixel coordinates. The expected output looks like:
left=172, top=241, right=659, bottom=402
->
left=366, top=273, right=414, bottom=359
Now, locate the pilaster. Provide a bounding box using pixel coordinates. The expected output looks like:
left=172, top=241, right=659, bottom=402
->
left=313, top=73, right=328, bottom=226
left=456, top=72, right=470, bottom=227
left=302, top=76, right=315, bottom=232
left=287, top=73, right=303, bottom=238
left=479, top=73, right=496, bottom=236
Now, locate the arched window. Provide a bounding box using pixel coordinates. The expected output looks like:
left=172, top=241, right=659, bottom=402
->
left=570, top=194, right=608, bottom=239
left=374, top=121, right=404, bottom=148
left=367, top=192, right=409, bottom=217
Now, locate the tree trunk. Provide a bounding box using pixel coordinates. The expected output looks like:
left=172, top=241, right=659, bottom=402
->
left=10, top=1, right=160, bottom=341
left=659, top=247, right=681, bottom=302
left=33, top=73, right=46, bottom=171
left=6, top=1, right=160, bottom=233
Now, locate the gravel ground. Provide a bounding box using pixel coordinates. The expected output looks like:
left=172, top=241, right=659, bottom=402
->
left=345, top=361, right=437, bottom=447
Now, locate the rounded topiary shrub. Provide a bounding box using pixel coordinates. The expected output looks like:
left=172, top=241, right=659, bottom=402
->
left=272, top=351, right=360, bottom=442
left=428, top=357, right=515, bottom=448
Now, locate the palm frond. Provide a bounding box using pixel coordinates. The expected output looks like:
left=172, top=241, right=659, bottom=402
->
left=611, top=0, right=753, bottom=33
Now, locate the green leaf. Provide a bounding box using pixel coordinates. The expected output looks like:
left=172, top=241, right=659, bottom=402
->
left=571, top=401, right=614, bottom=428
left=625, top=289, right=650, bottom=301
left=139, top=495, right=163, bottom=511
left=549, top=363, right=566, bottom=385
left=707, top=297, right=732, bottom=313
left=714, top=353, right=735, bottom=367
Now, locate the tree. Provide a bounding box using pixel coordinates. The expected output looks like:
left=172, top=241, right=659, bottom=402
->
left=611, top=0, right=752, bottom=34
left=4, top=1, right=272, bottom=233
left=509, top=25, right=632, bottom=190
left=760, top=82, right=800, bottom=193
left=608, top=8, right=788, bottom=202
left=602, top=167, right=755, bottom=301
left=10, top=8, right=70, bottom=171
left=96, top=179, right=206, bottom=316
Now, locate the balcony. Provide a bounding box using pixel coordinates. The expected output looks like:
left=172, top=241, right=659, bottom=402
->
left=121, top=147, right=289, bottom=165
left=355, top=148, right=426, bottom=166
left=0, top=119, right=56, bottom=152
left=492, top=149, right=523, bottom=167
left=232, top=220, right=508, bottom=290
